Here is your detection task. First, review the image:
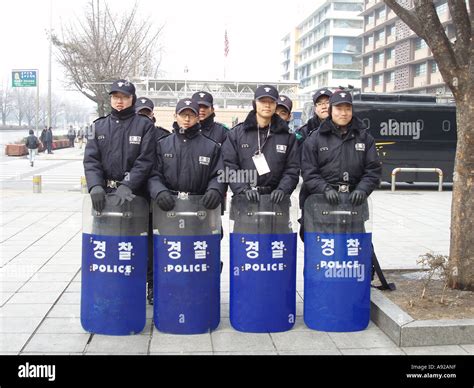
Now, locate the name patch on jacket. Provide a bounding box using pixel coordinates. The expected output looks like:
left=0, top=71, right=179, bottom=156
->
left=164, top=153, right=173, bottom=158
left=276, top=145, right=287, bottom=153
left=129, top=136, right=141, bottom=145
left=320, top=146, right=329, bottom=152
left=241, top=144, right=250, bottom=148
left=355, top=143, right=365, bottom=151
left=199, top=156, right=210, bottom=166
left=98, top=135, right=105, bottom=140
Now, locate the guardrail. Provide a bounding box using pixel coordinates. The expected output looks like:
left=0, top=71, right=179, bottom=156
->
left=391, top=168, right=443, bottom=192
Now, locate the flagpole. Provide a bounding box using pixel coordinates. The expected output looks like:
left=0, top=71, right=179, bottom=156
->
left=224, top=29, right=229, bottom=80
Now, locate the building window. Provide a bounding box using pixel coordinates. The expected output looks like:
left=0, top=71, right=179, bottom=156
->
left=334, top=37, right=362, bottom=54
left=375, top=29, right=385, bottom=42
left=334, top=2, right=363, bottom=12
left=376, top=7, right=386, bottom=21
left=414, top=63, right=427, bottom=77
left=385, top=71, right=395, bottom=83
left=375, top=52, right=385, bottom=64
left=365, top=35, right=374, bottom=47
left=366, top=14, right=374, bottom=25
left=334, top=19, right=363, bottom=29
left=386, top=24, right=396, bottom=37
left=366, top=77, right=372, bottom=88
left=374, top=74, right=382, bottom=85
left=386, top=48, right=393, bottom=60
left=364, top=56, right=373, bottom=67
left=415, top=37, right=427, bottom=50
left=431, top=62, right=439, bottom=73
left=332, top=70, right=360, bottom=80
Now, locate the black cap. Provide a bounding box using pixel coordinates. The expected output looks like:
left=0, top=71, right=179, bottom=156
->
left=329, top=90, right=353, bottom=106
left=175, top=98, right=199, bottom=115
left=192, top=91, right=213, bottom=107
left=277, top=95, right=293, bottom=113
left=254, top=85, right=279, bottom=101
left=135, top=97, right=154, bottom=113
left=109, top=79, right=136, bottom=96
left=312, top=88, right=333, bottom=104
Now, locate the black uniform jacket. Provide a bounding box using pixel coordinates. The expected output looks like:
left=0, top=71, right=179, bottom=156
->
left=301, top=116, right=381, bottom=196
left=222, top=111, right=300, bottom=195
left=148, top=122, right=225, bottom=199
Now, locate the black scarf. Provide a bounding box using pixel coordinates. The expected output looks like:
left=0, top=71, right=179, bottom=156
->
left=111, top=105, right=136, bottom=120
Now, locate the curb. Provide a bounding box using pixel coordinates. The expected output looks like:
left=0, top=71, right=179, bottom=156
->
left=370, top=289, right=474, bottom=347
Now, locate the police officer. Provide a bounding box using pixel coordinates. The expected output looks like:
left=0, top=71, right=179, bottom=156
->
left=84, top=79, right=156, bottom=212
left=301, top=90, right=381, bottom=208
left=296, top=88, right=333, bottom=143
left=135, top=96, right=169, bottom=140
left=222, top=84, right=300, bottom=203
left=191, top=91, right=229, bottom=146
left=135, top=96, right=169, bottom=304
left=148, top=98, right=225, bottom=212
left=275, top=95, right=293, bottom=124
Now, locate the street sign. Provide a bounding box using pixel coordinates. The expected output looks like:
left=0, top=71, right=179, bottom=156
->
left=12, top=69, right=38, bottom=87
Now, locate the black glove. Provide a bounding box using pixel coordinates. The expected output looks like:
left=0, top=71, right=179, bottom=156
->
left=324, top=187, right=339, bottom=206
left=90, top=185, right=106, bottom=212
left=155, top=191, right=176, bottom=211
left=110, top=184, right=136, bottom=206
left=201, top=189, right=221, bottom=210
left=270, top=189, right=285, bottom=204
left=349, top=190, right=367, bottom=207
left=244, top=189, right=260, bottom=202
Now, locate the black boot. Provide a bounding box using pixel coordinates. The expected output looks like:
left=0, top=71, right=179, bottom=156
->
left=147, top=283, right=153, bottom=305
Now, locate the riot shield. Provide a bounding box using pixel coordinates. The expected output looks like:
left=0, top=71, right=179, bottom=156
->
left=304, top=193, right=373, bottom=332
left=81, top=195, right=149, bottom=335
left=229, top=194, right=298, bottom=333
left=153, top=194, right=221, bottom=334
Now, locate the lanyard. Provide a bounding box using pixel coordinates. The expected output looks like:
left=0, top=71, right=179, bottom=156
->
left=257, top=126, right=271, bottom=154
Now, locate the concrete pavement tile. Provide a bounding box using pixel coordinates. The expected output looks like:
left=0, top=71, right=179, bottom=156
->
left=39, top=264, right=80, bottom=272
left=8, top=292, right=60, bottom=304
left=149, top=352, right=213, bottom=355
left=56, top=292, right=80, bottom=304
left=214, top=351, right=278, bottom=355
left=278, top=349, right=342, bottom=355
left=211, top=332, right=275, bottom=352
left=341, top=347, right=406, bottom=355
left=47, top=304, right=80, bottom=318
left=29, top=272, right=76, bottom=282
left=212, top=319, right=234, bottom=332
left=271, top=331, right=338, bottom=352
left=64, top=282, right=81, bottom=292
left=0, top=303, right=51, bottom=318
left=23, top=333, right=90, bottom=353
left=0, top=281, right=25, bottom=292
left=36, top=317, right=85, bottom=334
left=0, top=333, right=32, bottom=352
left=402, top=345, right=469, bottom=355
left=149, top=333, right=212, bottom=353
left=0, top=292, right=12, bottom=305
left=327, top=325, right=398, bottom=349
left=220, top=303, right=229, bottom=318
left=460, top=345, right=474, bottom=354
left=86, top=334, right=150, bottom=354
left=19, top=281, right=69, bottom=293
left=0, top=316, right=44, bottom=333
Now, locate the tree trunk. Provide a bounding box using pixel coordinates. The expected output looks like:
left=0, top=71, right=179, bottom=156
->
left=449, top=99, right=474, bottom=291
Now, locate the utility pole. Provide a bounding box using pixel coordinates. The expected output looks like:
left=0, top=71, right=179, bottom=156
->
left=47, top=0, right=52, bottom=128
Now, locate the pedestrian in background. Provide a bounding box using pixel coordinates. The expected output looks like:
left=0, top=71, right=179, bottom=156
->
left=25, top=129, right=41, bottom=167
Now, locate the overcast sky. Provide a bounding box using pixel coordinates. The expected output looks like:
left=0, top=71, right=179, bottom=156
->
left=0, top=0, right=322, bottom=101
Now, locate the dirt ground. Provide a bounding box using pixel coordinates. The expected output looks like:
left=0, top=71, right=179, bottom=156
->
left=373, top=270, right=474, bottom=320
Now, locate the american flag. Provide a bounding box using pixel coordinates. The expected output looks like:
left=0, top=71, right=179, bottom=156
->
left=224, top=30, right=229, bottom=57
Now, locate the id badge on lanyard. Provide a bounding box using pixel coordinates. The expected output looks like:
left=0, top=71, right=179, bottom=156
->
left=252, top=127, right=271, bottom=176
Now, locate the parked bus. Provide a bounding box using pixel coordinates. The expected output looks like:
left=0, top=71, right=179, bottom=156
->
left=301, top=93, right=456, bottom=183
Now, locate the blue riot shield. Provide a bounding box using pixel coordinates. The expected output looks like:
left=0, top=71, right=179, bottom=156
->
left=81, top=195, right=149, bottom=335
left=229, top=194, right=298, bottom=333
left=304, top=193, right=373, bottom=332
left=153, top=194, right=221, bottom=334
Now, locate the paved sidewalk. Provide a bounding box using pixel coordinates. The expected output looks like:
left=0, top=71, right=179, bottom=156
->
left=0, top=185, right=471, bottom=356
left=0, top=146, right=471, bottom=355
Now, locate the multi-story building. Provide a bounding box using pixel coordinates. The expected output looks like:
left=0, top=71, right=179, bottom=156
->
left=360, top=0, right=453, bottom=94
left=281, top=0, right=364, bottom=100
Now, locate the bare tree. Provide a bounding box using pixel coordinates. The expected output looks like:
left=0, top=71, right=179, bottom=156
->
left=52, top=0, right=163, bottom=116
left=384, top=0, right=473, bottom=290
left=0, top=84, right=14, bottom=126
left=13, top=89, right=36, bottom=127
